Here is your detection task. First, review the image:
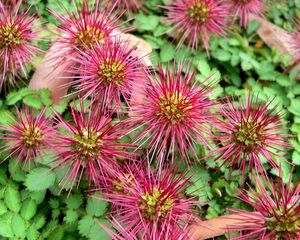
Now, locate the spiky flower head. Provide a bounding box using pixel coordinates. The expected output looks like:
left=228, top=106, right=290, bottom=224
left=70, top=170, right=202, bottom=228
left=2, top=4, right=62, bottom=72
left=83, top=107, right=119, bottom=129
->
left=102, top=164, right=197, bottom=239
left=49, top=0, right=128, bottom=64
left=229, top=174, right=300, bottom=239
left=161, top=0, right=231, bottom=52
left=68, top=39, right=147, bottom=108
left=128, top=62, right=217, bottom=166
left=211, top=95, right=289, bottom=179
left=51, top=101, right=135, bottom=193
left=0, top=108, right=54, bottom=166
left=0, top=1, right=41, bottom=87
left=229, top=0, right=264, bottom=28
left=104, top=0, right=145, bottom=12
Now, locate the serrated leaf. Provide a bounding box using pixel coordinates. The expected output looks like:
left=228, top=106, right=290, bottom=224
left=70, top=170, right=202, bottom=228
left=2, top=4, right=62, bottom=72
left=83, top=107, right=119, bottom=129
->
left=134, top=14, right=159, bottom=31
left=78, top=215, right=94, bottom=237
left=0, top=200, right=7, bottom=215
left=212, top=50, right=231, bottom=62
left=86, top=194, right=108, bottom=217
left=197, top=59, right=211, bottom=77
left=160, top=43, right=175, bottom=63
left=49, top=198, right=60, bottom=209
left=39, top=89, right=53, bottom=106
left=25, top=168, right=56, bottom=191
left=12, top=214, right=27, bottom=238
left=0, top=220, right=13, bottom=238
left=47, top=226, right=64, bottom=240
left=0, top=110, right=14, bottom=125
left=292, top=151, right=300, bottom=165
left=4, top=186, right=21, bottom=213
left=21, top=199, right=37, bottom=220
left=23, top=95, right=43, bottom=109
left=0, top=169, right=8, bottom=185
left=89, top=218, right=111, bottom=240
left=247, top=20, right=261, bottom=34
left=64, top=209, right=79, bottom=224
left=30, top=190, right=46, bottom=204
left=27, top=225, right=40, bottom=240
left=6, top=91, right=23, bottom=105
left=66, top=194, right=83, bottom=209
left=34, top=215, right=46, bottom=230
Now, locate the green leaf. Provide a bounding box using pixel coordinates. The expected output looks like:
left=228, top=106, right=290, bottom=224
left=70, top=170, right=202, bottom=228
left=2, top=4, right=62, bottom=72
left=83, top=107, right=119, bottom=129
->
left=0, top=169, right=8, bottom=185
left=0, top=219, right=13, bottom=238
left=34, top=214, right=46, bottom=230
left=30, top=190, right=46, bottom=204
left=212, top=49, right=231, bottom=62
left=86, top=194, right=109, bottom=217
left=40, top=89, right=53, bottom=106
left=21, top=199, right=37, bottom=220
left=6, top=91, right=23, bottom=105
left=89, top=218, right=111, bottom=240
left=47, top=226, right=64, bottom=240
left=288, top=98, right=300, bottom=117
left=0, top=200, right=7, bottom=215
left=197, top=59, right=211, bottom=77
left=4, top=186, right=21, bottom=213
left=25, top=168, right=56, bottom=191
left=78, top=215, right=94, bottom=237
left=27, top=225, right=40, bottom=240
left=134, top=14, right=160, bottom=31
left=23, top=95, right=43, bottom=109
left=66, top=194, right=83, bottom=209
left=12, top=214, right=27, bottom=238
left=292, top=151, right=300, bottom=165
left=160, top=43, right=175, bottom=63
left=0, top=110, right=14, bottom=125
left=247, top=20, right=261, bottom=34
left=64, top=209, right=79, bottom=224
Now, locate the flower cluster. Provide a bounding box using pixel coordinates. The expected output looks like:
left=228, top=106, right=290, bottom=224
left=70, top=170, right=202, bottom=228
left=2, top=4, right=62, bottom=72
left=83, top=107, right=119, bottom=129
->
left=229, top=174, right=300, bottom=239
left=0, top=1, right=41, bottom=87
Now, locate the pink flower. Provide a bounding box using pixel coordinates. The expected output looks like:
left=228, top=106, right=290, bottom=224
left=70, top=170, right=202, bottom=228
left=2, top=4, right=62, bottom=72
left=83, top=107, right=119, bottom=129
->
left=104, top=0, right=145, bottom=12
left=161, top=0, right=231, bottom=52
left=49, top=1, right=129, bottom=64
left=0, top=108, right=54, bottom=166
left=67, top=39, right=147, bottom=108
left=211, top=95, right=289, bottom=179
left=229, top=173, right=300, bottom=239
left=51, top=101, right=135, bottom=193
left=0, top=1, right=41, bottom=87
left=229, top=0, right=264, bottom=28
left=128, top=62, right=218, bottom=166
left=102, top=164, right=198, bottom=239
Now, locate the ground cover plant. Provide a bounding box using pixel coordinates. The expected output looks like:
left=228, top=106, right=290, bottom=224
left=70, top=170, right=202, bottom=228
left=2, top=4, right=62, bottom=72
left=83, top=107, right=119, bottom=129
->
left=0, top=0, right=300, bottom=239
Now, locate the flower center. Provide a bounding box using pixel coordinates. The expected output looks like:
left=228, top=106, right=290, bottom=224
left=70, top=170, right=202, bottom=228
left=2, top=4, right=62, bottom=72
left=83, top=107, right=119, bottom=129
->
left=112, top=174, right=133, bottom=193
left=98, top=59, right=126, bottom=84
left=156, top=91, right=192, bottom=124
left=187, top=0, right=210, bottom=24
left=75, top=25, right=105, bottom=49
left=266, top=206, right=300, bottom=239
left=21, top=126, right=43, bottom=147
left=0, top=23, right=24, bottom=49
left=235, top=121, right=263, bottom=147
left=73, top=129, right=102, bottom=157
left=139, top=187, right=174, bottom=220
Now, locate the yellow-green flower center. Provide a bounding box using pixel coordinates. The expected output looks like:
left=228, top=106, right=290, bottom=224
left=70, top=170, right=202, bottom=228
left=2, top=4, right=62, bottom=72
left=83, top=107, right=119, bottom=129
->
left=0, top=23, right=24, bottom=49
left=266, top=206, right=300, bottom=239
left=98, top=59, right=126, bottom=84
left=156, top=91, right=192, bottom=124
left=139, top=187, right=174, bottom=220
left=75, top=25, right=105, bottom=49
left=73, top=129, right=102, bottom=157
left=187, top=1, right=210, bottom=24
left=235, top=121, right=263, bottom=147
left=21, top=126, right=43, bottom=147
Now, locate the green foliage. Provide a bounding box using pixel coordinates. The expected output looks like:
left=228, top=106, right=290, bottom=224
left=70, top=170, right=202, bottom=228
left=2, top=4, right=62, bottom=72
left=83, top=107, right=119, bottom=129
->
left=25, top=168, right=56, bottom=191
